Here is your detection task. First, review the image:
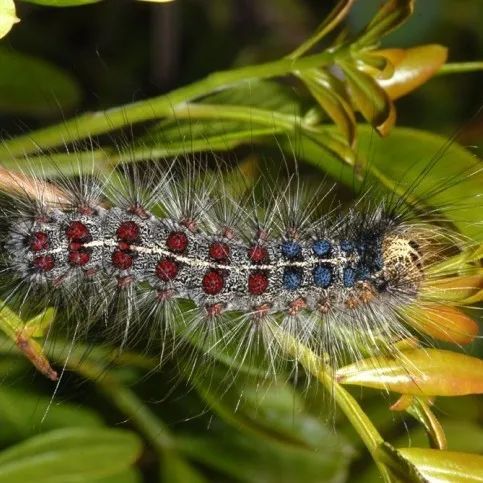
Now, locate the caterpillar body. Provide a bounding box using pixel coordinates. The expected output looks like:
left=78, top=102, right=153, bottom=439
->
left=1, top=153, right=475, bottom=379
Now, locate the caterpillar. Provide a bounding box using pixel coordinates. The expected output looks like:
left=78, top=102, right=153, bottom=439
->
left=0, top=140, right=480, bottom=382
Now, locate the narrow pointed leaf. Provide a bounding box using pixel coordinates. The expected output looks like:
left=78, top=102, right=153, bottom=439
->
left=423, top=274, right=483, bottom=304
left=301, top=69, right=356, bottom=144
left=354, top=0, right=414, bottom=48
left=405, top=398, right=447, bottom=450
left=338, top=61, right=396, bottom=136
left=289, top=0, right=355, bottom=58
left=337, top=349, right=483, bottom=396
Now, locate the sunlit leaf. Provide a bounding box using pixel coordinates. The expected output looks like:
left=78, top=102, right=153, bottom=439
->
left=0, top=0, right=19, bottom=39
left=403, top=305, right=479, bottom=345
left=399, top=448, right=483, bottom=483
left=371, top=45, right=448, bottom=100
left=337, top=349, right=483, bottom=396
left=405, top=397, right=447, bottom=450
left=19, top=0, right=102, bottom=6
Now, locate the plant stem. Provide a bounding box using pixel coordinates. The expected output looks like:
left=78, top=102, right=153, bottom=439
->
left=437, top=61, right=483, bottom=75
left=271, top=324, right=392, bottom=483
left=0, top=50, right=338, bottom=159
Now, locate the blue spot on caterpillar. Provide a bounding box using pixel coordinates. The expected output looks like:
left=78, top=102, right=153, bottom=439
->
left=312, top=264, right=333, bottom=288
left=280, top=240, right=302, bottom=259
left=312, top=240, right=331, bottom=257
left=282, top=267, right=303, bottom=290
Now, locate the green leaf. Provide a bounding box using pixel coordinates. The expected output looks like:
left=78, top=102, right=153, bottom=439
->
left=376, top=442, right=427, bottom=483
left=18, top=0, right=102, bottom=6
left=0, top=428, right=143, bottom=483
left=338, top=60, right=395, bottom=135
left=289, top=0, right=355, bottom=58
left=178, top=430, right=352, bottom=483
left=161, top=452, right=207, bottom=483
left=336, top=349, right=483, bottom=396
left=0, top=48, right=81, bottom=117
left=200, top=80, right=302, bottom=114
left=0, top=0, right=19, bottom=39
left=142, top=118, right=283, bottom=158
left=398, top=448, right=483, bottom=482
left=0, top=386, right=102, bottom=445
left=92, top=469, right=141, bottom=483
left=356, top=125, right=483, bottom=240
left=353, top=0, right=414, bottom=48
left=300, top=69, right=356, bottom=143
left=405, top=397, right=447, bottom=450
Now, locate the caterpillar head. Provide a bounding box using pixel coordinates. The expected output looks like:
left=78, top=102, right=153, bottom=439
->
left=381, top=230, right=426, bottom=294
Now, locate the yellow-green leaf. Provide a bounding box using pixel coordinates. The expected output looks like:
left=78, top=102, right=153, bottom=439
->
left=0, top=0, right=19, bottom=39
left=399, top=448, right=483, bottom=482
left=403, top=305, right=479, bottom=345
left=336, top=349, right=483, bottom=396
left=338, top=60, right=395, bottom=136
left=353, top=0, right=414, bottom=48
left=301, top=69, right=356, bottom=144
left=373, top=45, right=448, bottom=100
left=405, top=398, right=447, bottom=450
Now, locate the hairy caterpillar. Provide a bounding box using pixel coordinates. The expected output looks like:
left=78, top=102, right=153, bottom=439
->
left=0, top=131, right=480, bottom=384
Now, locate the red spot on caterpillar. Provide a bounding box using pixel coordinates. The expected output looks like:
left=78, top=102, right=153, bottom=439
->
left=202, top=270, right=224, bottom=295
left=248, top=245, right=268, bottom=263
left=66, top=221, right=90, bottom=242
left=156, top=258, right=178, bottom=281
left=32, top=255, right=55, bottom=272
left=116, top=221, right=140, bottom=242
left=68, top=250, right=90, bottom=267
left=29, top=232, right=49, bottom=251
left=112, top=250, right=133, bottom=270
left=248, top=271, right=269, bottom=295
left=209, top=242, right=230, bottom=262
left=166, top=231, right=188, bottom=253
